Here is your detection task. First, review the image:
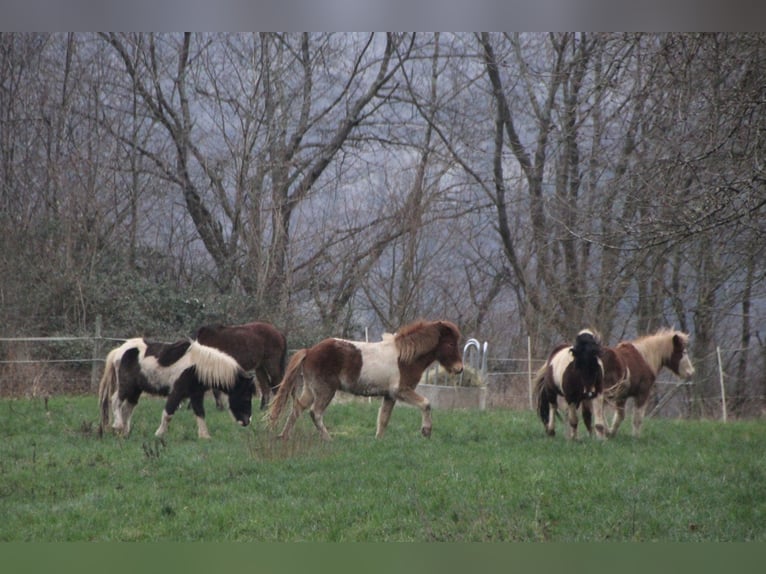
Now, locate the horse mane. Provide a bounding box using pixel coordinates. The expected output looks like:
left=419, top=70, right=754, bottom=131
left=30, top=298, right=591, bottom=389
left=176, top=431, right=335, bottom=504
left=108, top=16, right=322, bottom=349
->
left=630, top=328, right=689, bottom=371
left=156, top=339, right=192, bottom=367
left=394, top=320, right=459, bottom=364
left=187, top=341, right=242, bottom=389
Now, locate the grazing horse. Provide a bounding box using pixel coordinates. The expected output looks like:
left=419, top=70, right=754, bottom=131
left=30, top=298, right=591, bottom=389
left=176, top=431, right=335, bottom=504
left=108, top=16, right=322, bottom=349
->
left=97, top=337, right=255, bottom=439
left=602, top=328, right=694, bottom=438
left=195, top=321, right=287, bottom=410
left=268, top=320, right=464, bottom=440
left=534, top=329, right=606, bottom=439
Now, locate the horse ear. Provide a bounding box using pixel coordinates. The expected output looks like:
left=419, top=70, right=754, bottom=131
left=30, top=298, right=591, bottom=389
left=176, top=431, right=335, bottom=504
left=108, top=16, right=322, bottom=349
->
left=437, top=320, right=460, bottom=338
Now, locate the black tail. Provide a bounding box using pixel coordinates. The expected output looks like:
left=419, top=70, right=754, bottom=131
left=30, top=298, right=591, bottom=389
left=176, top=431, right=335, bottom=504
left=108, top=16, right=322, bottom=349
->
left=532, top=365, right=549, bottom=424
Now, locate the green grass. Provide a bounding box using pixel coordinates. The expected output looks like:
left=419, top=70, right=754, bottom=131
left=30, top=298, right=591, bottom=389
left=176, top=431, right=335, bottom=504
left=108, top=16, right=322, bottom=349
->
left=1, top=395, right=764, bottom=541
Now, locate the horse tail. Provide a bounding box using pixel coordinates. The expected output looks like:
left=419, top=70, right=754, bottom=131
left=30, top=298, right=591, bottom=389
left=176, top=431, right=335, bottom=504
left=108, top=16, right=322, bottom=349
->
left=601, top=348, right=629, bottom=401
left=188, top=341, right=242, bottom=389
left=97, top=346, right=120, bottom=436
left=267, top=349, right=308, bottom=429
left=270, top=331, right=288, bottom=391
left=532, top=364, right=550, bottom=425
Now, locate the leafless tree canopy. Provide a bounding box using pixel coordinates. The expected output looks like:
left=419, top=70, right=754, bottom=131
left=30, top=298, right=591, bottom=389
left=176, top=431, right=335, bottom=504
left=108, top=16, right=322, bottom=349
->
left=1, top=32, right=765, bottom=414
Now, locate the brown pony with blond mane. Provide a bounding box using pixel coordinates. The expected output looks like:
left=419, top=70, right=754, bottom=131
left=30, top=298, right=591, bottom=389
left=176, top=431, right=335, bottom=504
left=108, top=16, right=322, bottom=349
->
left=268, top=320, right=463, bottom=440
left=602, top=328, right=695, bottom=438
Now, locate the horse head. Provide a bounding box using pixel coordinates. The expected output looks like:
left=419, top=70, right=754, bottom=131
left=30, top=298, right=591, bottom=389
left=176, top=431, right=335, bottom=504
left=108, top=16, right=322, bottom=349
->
left=435, top=321, right=464, bottom=375
left=226, top=373, right=255, bottom=426
left=669, top=332, right=695, bottom=380
left=570, top=329, right=603, bottom=398
left=570, top=329, right=602, bottom=367
left=396, top=320, right=464, bottom=375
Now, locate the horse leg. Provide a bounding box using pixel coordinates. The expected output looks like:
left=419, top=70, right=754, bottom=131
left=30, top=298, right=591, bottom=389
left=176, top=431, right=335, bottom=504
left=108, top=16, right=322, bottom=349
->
left=254, top=368, right=272, bottom=411
left=376, top=396, right=397, bottom=438
left=567, top=403, right=579, bottom=440
left=155, top=381, right=189, bottom=438
left=545, top=400, right=557, bottom=436
left=394, top=388, right=432, bottom=438
left=590, top=395, right=606, bottom=438
left=155, top=409, right=172, bottom=437
left=582, top=400, right=594, bottom=435
left=632, top=392, right=651, bottom=438
left=121, top=400, right=138, bottom=437
left=188, top=390, right=210, bottom=439
left=115, top=387, right=140, bottom=436
left=607, top=398, right=627, bottom=438
left=111, top=392, right=124, bottom=433
left=213, top=389, right=226, bottom=411
left=308, top=387, right=336, bottom=441
left=279, top=385, right=313, bottom=440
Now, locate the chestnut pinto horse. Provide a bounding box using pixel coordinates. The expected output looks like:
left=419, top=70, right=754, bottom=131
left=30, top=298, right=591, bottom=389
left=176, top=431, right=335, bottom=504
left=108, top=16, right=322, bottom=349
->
left=534, top=329, right=606, bottom=439
left=268, top=320, right=464, bottom=440
left=97, top=338, right=255, bottom=439
left=601, top=328, right=694, bottom=438
left=195, top=321, right=287, bottom=410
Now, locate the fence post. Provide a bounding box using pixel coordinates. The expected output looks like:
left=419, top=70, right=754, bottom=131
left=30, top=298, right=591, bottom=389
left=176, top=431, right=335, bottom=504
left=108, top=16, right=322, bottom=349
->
left=90, top=315, right=102, bottom=392
left=527, top=336, right=533, bottom=410
left=717, top=345, right=727, bottom=423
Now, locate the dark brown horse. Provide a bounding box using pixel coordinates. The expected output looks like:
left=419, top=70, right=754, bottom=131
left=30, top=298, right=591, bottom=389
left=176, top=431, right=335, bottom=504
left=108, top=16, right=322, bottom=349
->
left=268, top=320, right=464, bottom=440
left=97, top=338, right=255, bottom=439
left=195, top=321, right=287, bottom=410
left=534, top=329, right=606, bottom=439
left=602, top=328, right=695, bottom=438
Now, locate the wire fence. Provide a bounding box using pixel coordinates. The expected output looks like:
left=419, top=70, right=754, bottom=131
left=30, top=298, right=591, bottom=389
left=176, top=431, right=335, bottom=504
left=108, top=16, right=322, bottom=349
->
left=1, top=330, right=765, bottom=419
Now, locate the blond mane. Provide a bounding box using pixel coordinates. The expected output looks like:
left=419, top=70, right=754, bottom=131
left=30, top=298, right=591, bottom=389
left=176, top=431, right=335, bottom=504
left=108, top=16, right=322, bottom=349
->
left=188, top=341, right=242, bottom=389
left=631, top=328, right=689, bottom=373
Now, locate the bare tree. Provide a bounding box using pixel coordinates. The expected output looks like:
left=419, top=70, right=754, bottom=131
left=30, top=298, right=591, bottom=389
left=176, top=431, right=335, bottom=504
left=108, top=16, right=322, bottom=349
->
left=100, top=33, right=415, bottom=328
left=2, top=33, right=766, bottom=416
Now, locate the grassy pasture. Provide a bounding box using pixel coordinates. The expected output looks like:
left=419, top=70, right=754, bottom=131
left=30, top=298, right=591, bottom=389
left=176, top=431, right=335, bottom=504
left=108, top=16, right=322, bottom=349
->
left=0, top=395, right=764, bottom=542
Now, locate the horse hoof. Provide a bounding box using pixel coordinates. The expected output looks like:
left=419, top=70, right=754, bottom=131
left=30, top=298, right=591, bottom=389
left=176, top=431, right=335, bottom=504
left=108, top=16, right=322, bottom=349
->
left=421, top=427, right=432, bottom=438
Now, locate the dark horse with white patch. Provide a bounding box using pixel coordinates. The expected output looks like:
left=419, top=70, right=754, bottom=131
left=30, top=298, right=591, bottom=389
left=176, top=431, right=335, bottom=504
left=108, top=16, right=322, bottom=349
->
left=534, top=329, right=606, bottom=439
left=601, top=328, right=694, bottom=438
left=195, top=321, right=287, bottom=410
left=97, top=338, right=255, bottom=439
left=268, top=320, right=464, bottom=440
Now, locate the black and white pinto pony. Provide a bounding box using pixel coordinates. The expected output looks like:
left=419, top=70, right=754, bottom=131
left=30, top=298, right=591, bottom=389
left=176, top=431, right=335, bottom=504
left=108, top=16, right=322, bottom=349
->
left=97, top=338, right=255, bottom=439
left=534, top=329, right=606, bottom=439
